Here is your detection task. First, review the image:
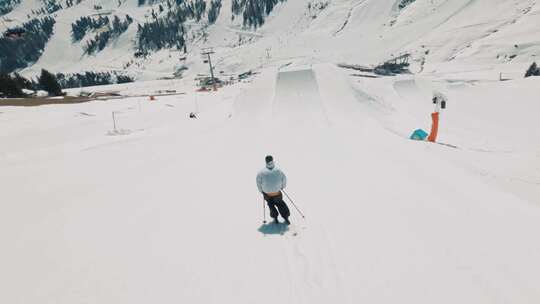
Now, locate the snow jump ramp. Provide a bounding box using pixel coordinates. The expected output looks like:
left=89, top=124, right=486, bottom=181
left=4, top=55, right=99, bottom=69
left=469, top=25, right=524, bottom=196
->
left=273, top=68, right=329, bottom=126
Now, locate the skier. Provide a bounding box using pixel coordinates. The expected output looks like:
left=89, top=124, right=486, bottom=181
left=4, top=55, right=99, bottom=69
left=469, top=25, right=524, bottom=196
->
left=256, top=155, right=291, bottom=225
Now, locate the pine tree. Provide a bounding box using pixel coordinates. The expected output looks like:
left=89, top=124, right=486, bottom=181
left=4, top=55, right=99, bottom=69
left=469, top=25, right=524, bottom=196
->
left=39, top=69, right=63, bottom=96
left=208, top=0, right=222, bottom=24
left=0, top=73, right=24, bottom=97
left=0, top=0, right=22, bottom=16
left=0, top=17, right=56, bottom=73
left=525, top=62, right=539, bottom=78
left=13, top=72, right=31, bottom=90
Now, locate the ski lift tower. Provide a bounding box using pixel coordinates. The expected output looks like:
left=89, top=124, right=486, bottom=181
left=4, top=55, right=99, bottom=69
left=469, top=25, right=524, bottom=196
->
left=201, top=47, right=217, bottom=91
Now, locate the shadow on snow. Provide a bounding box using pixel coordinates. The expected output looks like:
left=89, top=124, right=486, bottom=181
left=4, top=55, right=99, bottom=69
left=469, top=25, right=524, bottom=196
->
left=258, top=222, right=289, bottom=235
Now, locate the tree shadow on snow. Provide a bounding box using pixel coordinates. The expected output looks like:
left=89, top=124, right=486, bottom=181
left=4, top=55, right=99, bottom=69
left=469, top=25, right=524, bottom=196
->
left=258, top=223, right=289, bottom=235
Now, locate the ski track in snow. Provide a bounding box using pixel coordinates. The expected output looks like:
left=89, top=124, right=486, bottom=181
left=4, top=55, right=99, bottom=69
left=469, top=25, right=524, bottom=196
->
left=275, top=222, right=345, bottom=303
left=428, top=0, right=481, bottom=33
left=270, top=68, right=346, bottom=301
left=333, top=0, right=369, bottom=36
left=448, top=0, right=537, bottom=62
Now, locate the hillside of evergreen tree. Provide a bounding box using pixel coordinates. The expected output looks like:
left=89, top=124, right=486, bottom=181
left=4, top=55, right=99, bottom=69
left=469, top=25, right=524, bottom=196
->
left=208, top=0, right=222, bottom=24
left=0, top=73, right=31, bottom=97
left=42, top=0, right=63, bottom=14
left=0, top=0, right=21, bottom=16
left=398, top=0, right=416, bottom=10
left=84, top=15, right=133, bottom=55
left=136, top=0, right=208, bottom=53
left=138, top=0, right=164, bottom=6
left=55, top=71, right=134, bottom=89
left=64, top=0, right=80, bottom=9
left=27, top=0, right=69, bottom=16
left=71, top=16, right=110, bottom=42
left=0, top=17, right=56, bottom=74
left=0, top=70, right=133, bottom=97
left=232, top=0, right=286, bottom=28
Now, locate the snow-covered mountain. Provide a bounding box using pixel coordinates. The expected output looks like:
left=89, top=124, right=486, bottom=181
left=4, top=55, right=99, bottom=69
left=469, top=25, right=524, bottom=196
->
left=1, top=0, right=539, bottom=81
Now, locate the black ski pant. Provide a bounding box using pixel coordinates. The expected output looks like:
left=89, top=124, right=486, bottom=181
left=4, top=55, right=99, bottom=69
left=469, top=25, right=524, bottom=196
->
left=263, top=192, right=290, bottom=220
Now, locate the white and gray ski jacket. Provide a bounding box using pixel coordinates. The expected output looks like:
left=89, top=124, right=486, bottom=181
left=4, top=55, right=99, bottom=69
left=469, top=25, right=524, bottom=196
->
left=256, top=165, right=287, bottom=194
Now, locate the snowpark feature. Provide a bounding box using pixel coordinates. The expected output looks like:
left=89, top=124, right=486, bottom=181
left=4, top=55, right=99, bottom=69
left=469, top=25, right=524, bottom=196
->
left=273, top=68, right=328, bottom=126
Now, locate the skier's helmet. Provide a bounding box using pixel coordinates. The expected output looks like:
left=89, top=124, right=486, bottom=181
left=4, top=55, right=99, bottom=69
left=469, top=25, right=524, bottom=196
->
left=265, top=155, right=273, bottom=164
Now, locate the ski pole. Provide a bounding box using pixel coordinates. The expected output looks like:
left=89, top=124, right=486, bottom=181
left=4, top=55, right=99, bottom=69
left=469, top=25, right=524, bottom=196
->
left=282, top=190, right=305, bottom=219
left=262, top=197, right=267, bottom=224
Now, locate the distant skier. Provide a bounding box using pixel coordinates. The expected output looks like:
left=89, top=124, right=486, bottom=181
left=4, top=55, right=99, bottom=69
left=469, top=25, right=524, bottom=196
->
left=256, top=155, right=291, bottom=225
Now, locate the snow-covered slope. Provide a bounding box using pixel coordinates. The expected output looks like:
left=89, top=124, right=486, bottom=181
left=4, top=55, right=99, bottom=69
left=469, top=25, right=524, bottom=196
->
left=2, top=62, right=540, bottom=303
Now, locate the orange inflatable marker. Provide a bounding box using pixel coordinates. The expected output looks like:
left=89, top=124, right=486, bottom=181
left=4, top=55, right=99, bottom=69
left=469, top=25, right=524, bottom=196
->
left=428, top=112, right=439, bottom=142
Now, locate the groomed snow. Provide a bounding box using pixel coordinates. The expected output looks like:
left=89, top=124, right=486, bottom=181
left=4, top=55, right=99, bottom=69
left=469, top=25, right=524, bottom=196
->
left=2, top=62, right=540, bottom=303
